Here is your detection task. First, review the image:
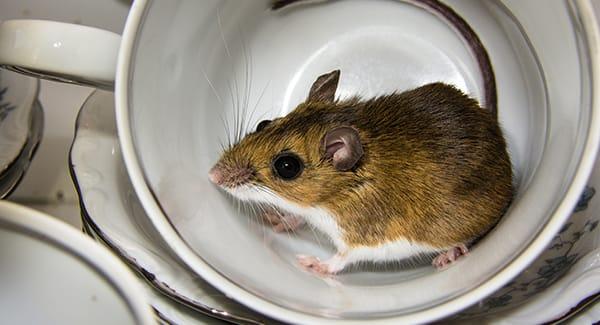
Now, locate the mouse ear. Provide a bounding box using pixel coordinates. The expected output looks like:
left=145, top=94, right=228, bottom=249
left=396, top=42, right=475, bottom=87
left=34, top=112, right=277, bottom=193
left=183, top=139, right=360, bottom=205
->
left=321, top=126, right=363, bottom=171
left=307, top=70, right=340, bottom=103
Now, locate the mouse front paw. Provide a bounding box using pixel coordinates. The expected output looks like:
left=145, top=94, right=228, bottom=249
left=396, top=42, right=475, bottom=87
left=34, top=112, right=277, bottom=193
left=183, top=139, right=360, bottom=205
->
left=432, top=244, right=469, bottom=270
left=262, top=209, right=305, bottom=232
left=297, top=254, right=347, bottom=276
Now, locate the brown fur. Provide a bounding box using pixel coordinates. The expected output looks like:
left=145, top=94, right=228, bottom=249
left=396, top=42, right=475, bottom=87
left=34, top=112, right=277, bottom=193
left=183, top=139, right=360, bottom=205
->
left=214, top=82, right=512, bottom=249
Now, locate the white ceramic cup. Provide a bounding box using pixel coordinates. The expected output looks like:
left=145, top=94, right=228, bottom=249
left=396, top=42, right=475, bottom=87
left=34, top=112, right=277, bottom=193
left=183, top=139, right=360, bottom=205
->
left=0, top=20, right=120, bottom=89
left=1, top=0, right=600, bottom=323
left=0, top=201, right=155, bottom=324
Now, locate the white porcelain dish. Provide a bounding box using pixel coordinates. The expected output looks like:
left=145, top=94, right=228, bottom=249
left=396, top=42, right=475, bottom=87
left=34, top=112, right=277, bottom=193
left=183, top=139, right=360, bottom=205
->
left=569, top=296, right=600, bottom=325
left=0, top=201, right=155, bottom=325
left=483, top=247, right=600, bottom=324
left=456, top=155, right=600, bottom=319
left=4, top=0, right=600, bottom=322
left=0, top=100, right=43, bottom=198
left=82, top=223, right=231, bottom=325
left=0, top=70, right=38, bottom=175
left=70, top=90, right=269, bottom=325
left=70, top=89, right=600, bottom=324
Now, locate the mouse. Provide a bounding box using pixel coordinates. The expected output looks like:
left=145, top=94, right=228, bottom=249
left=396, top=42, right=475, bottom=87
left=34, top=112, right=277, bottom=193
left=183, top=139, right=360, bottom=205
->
left=208, top=69, right=513, bottom=275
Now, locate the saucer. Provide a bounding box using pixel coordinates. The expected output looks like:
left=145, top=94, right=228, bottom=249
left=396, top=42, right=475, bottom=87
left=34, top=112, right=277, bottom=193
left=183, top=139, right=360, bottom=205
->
left=83, top=223, right=233, bottom=325
left=456, top=152, right=600, bottom=320
left=453, top=246, right=600, bottom=323
left=0, top=200, right=155, bottom=324
left=70, top=90, right=270, bottom=324
left=71, top=90, right=600, bottom=323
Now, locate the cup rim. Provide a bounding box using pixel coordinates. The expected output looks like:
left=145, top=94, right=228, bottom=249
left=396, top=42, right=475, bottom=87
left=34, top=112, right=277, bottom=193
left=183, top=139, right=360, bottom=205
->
left=114, top=0, right=600, bottom=323
left=0, top=201, right=155, bottom=325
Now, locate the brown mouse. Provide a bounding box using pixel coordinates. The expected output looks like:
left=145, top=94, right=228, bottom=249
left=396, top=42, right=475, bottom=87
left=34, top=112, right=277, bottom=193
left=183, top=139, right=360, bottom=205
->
left=208, top=70, right=513, bottom=275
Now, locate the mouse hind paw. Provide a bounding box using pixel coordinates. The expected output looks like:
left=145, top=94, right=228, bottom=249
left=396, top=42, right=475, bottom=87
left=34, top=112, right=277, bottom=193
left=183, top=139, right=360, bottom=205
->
left=432, top=244, right=469, bottom=270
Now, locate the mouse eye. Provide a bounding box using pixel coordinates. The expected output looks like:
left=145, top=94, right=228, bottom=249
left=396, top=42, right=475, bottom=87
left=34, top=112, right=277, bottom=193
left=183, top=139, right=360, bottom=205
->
left=272, top=152, right=303, bottom=180
left=256, top=119, right=272, bottom=132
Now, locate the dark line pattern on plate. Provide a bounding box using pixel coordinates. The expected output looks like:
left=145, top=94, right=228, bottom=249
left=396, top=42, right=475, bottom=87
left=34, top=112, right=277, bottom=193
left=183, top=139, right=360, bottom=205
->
left=0, top=87, right=16, bottom=123
left=456, top=186, right=598, bottom=318
left=543, top=292, right=600, bottom=325
left=1, top=102, right=44, bottom=198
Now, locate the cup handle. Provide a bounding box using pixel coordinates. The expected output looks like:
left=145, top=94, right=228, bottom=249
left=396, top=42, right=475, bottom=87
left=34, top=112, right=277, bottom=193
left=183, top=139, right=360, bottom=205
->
left=0, top=20, right=121, bottom=90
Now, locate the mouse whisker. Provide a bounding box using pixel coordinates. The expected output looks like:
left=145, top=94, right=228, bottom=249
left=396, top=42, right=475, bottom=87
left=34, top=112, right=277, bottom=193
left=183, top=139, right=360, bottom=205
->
left=216, top=5, right=232, bottom=62
left=218, top=115, right=233, bottom=149
left=239, top=23, right=252, bottom=139
left=231, top=57, right=243, bottom=144
left=255, top=199, right=272, bottom=247
left=217, top=5, right=243, bottom=145
left=218, top=140, right=227, bottom=153
left=224, top=79, right=236, bottom=144
left=240, top=190, right=268, bottom=245
left=243, top=201, right=255, bottom=227
left=198, top=64, right=233, bottom=147
left=305, top=219, right=326, bottom=251
left=200, top=66, right=224, bottom=106
left=276, top=211, right=296, bottom=241
left=259, top=203, right=274, bottom=245
left=248, top=80, right=271, bottom=132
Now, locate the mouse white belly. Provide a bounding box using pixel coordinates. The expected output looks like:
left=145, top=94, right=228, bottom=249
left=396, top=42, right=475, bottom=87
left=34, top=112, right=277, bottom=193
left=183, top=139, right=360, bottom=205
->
left=227, top=184, right=445, bottom=274
left=296, top=206, right=444, bottom=273
left=294, top=205, right=471, bottom=274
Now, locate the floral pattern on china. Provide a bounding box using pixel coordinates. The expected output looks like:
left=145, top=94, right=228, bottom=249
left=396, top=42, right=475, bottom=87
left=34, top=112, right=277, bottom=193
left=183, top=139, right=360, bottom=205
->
left=459, top=186, right=598, bottom=317
left=0, top=87, right=15, bottom=123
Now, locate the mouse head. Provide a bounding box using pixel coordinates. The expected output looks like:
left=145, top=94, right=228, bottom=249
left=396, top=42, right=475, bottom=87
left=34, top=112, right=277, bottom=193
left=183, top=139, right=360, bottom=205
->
left=208, top=70, right=365, bottom=208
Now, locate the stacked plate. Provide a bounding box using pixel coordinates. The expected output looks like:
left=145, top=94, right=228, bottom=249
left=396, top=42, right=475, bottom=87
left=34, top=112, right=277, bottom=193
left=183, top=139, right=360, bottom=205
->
left=70, top=90, right=269, bottom=324
left=0, top=69, right=43, bottom=198
left=0, top=68, right=157, bottom=324
left=0, top=200, right=155, bottom=324
left=70, top=90, right=600, bottom=324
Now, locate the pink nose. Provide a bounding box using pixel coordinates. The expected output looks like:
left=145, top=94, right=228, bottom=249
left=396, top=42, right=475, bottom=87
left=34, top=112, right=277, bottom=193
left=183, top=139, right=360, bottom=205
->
left=208, top=166, right=223, bottom=185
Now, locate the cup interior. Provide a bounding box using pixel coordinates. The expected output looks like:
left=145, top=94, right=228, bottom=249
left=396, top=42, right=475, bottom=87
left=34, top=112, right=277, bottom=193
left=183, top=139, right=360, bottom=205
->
left=125, top=0, right=593, bottom=319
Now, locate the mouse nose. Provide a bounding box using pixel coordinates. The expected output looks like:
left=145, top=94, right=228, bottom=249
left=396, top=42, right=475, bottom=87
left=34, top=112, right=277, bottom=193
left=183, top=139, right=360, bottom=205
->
left=208, top=166, right=224, bottom=185
left=209, top=163, right=254, bottom=188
